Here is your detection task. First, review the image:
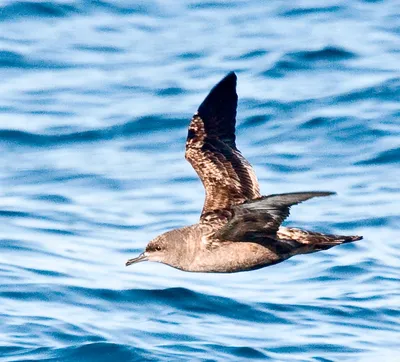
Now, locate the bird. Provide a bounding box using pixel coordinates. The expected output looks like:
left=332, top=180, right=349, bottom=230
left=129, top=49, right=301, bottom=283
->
left=126, top=72, right=362, bottom=273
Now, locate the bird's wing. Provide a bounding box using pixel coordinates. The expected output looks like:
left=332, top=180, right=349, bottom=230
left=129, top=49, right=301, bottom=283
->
left=214, top=192, right=335, bottom=242
left=185, top=72, right=261, bottom=221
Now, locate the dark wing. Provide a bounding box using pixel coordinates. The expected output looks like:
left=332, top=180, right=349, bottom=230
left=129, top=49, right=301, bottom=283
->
left=215, top=192, right=335, bottom=242
left=185, top=72, right=261, bottom=219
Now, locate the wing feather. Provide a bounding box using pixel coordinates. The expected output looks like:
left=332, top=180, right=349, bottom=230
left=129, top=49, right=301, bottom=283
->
left=215, top=192, right=335, bottom=242
left=185, top=72, right=260, bottom=219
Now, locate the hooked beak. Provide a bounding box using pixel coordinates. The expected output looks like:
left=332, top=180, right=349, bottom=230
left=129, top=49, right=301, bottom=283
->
left=125, top=252, right=148, bottom=267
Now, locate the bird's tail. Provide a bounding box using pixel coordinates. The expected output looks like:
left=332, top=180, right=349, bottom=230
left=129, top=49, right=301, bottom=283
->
left=277, top=226, right=362, bottom=252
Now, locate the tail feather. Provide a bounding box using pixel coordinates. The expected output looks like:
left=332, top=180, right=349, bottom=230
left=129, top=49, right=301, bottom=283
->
left=277, top=226, right=363, bottom=246
left=274, top=227, right=362, bottom=256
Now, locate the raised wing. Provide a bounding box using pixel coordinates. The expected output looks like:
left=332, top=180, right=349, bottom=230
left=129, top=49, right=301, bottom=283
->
left=185, top=72, right=261, bottom=219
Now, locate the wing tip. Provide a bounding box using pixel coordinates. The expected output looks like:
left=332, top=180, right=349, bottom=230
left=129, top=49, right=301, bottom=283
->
left=223, top=71, right=237, bottom=83
left=198, top=71, right=238, bottom=115
left=310, top=191, right=336, bottom=197
left=242, top=191, right=337, bottom=208
left=218, top=71, right=237, bottom=91
left=258, top=191, right=337, bottom=200
left=285, top=191, right=336, bottom=197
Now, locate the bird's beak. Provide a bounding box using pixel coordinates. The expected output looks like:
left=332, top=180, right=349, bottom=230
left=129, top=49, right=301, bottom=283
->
left=125, top=252, right=148, bottom=266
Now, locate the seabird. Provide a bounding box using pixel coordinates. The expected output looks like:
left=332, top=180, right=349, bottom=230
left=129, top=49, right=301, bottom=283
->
left=126, top=72, right=362, bottom=273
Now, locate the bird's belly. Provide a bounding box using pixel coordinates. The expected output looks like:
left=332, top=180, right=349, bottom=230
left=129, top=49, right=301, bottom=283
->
left=188, top=242, right=282, bottom=273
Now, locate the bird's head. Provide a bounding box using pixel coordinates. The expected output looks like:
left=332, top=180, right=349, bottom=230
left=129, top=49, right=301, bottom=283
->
left=125, top=234, right=168, bottom=267
left=125, top=227, right=189, bottom=269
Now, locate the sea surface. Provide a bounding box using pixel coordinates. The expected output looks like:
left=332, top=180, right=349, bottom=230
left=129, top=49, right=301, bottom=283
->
left=1, top=0, right=399, bottom=361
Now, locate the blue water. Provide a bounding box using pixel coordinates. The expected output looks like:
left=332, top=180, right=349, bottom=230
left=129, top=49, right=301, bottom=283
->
left=1, top=0, right=399, bottom=361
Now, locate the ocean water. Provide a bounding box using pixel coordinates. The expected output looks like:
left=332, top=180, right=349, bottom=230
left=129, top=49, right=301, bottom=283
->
left=1, top=0, right=399, bottom=361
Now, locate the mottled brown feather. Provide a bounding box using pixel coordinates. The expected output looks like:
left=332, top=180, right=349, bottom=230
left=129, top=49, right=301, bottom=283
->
left=185, top=72, right=260, bottom=219
left=277, top=227, right=363, bottom=245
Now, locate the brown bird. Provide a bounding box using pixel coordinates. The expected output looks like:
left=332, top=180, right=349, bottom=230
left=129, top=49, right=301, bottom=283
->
left=126, top=72, right=362, bottom=273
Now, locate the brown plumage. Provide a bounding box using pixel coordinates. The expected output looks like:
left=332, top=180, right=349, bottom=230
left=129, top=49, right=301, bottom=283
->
left=185, top=72, right=260, bottom=216
left=126, top=72, right=362, bottom=273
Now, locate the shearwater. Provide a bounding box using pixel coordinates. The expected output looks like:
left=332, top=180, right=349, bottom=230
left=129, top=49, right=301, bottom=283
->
left=126, top=72, right=362, bottom=273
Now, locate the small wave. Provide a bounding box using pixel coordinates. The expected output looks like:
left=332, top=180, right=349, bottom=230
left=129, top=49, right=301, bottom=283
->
left=261, top=46, right=355, bottom=78
left=0, top=50, right=73, bottom=69
left=74, top=45, right=125, bottom=54
left=189, top=2, right=243, bottom=10
left=82, top=0, right=161, bottom=16
left=335, top=77, right=400, bottom=102
left=0, top=1, right=79, bottom=21
left=33, top=194, right=72, bottom=204
left=54, top=342, right=144, bottom=362
left=202, top=344, right=269, bottom=359
left=156, top=87, right=186, bottom=96
left=291, top=47, right=355, bottom=62
left=0, top=0, right=160, bottom=22
left=3, top=342, right=144, bottom=362
left=0, top=284, right=289, bottom=325
left=176, top=51, right=204, bottom=60
left=355, top=148, right=400, bottom=166
left=280, top=5, right=343, bottom=17
left=262, top=58, right=308, bottom=78
left=227, top=49, right=268, bottom=61
left=0, top=116, right=185, bottom=147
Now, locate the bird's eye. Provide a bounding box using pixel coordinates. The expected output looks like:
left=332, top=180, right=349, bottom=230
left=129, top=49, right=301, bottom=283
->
left=147, top=244, right=162, bottom=252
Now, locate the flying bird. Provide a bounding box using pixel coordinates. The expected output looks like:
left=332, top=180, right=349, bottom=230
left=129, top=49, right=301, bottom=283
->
left=126, top=72, right=362, bottom=273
